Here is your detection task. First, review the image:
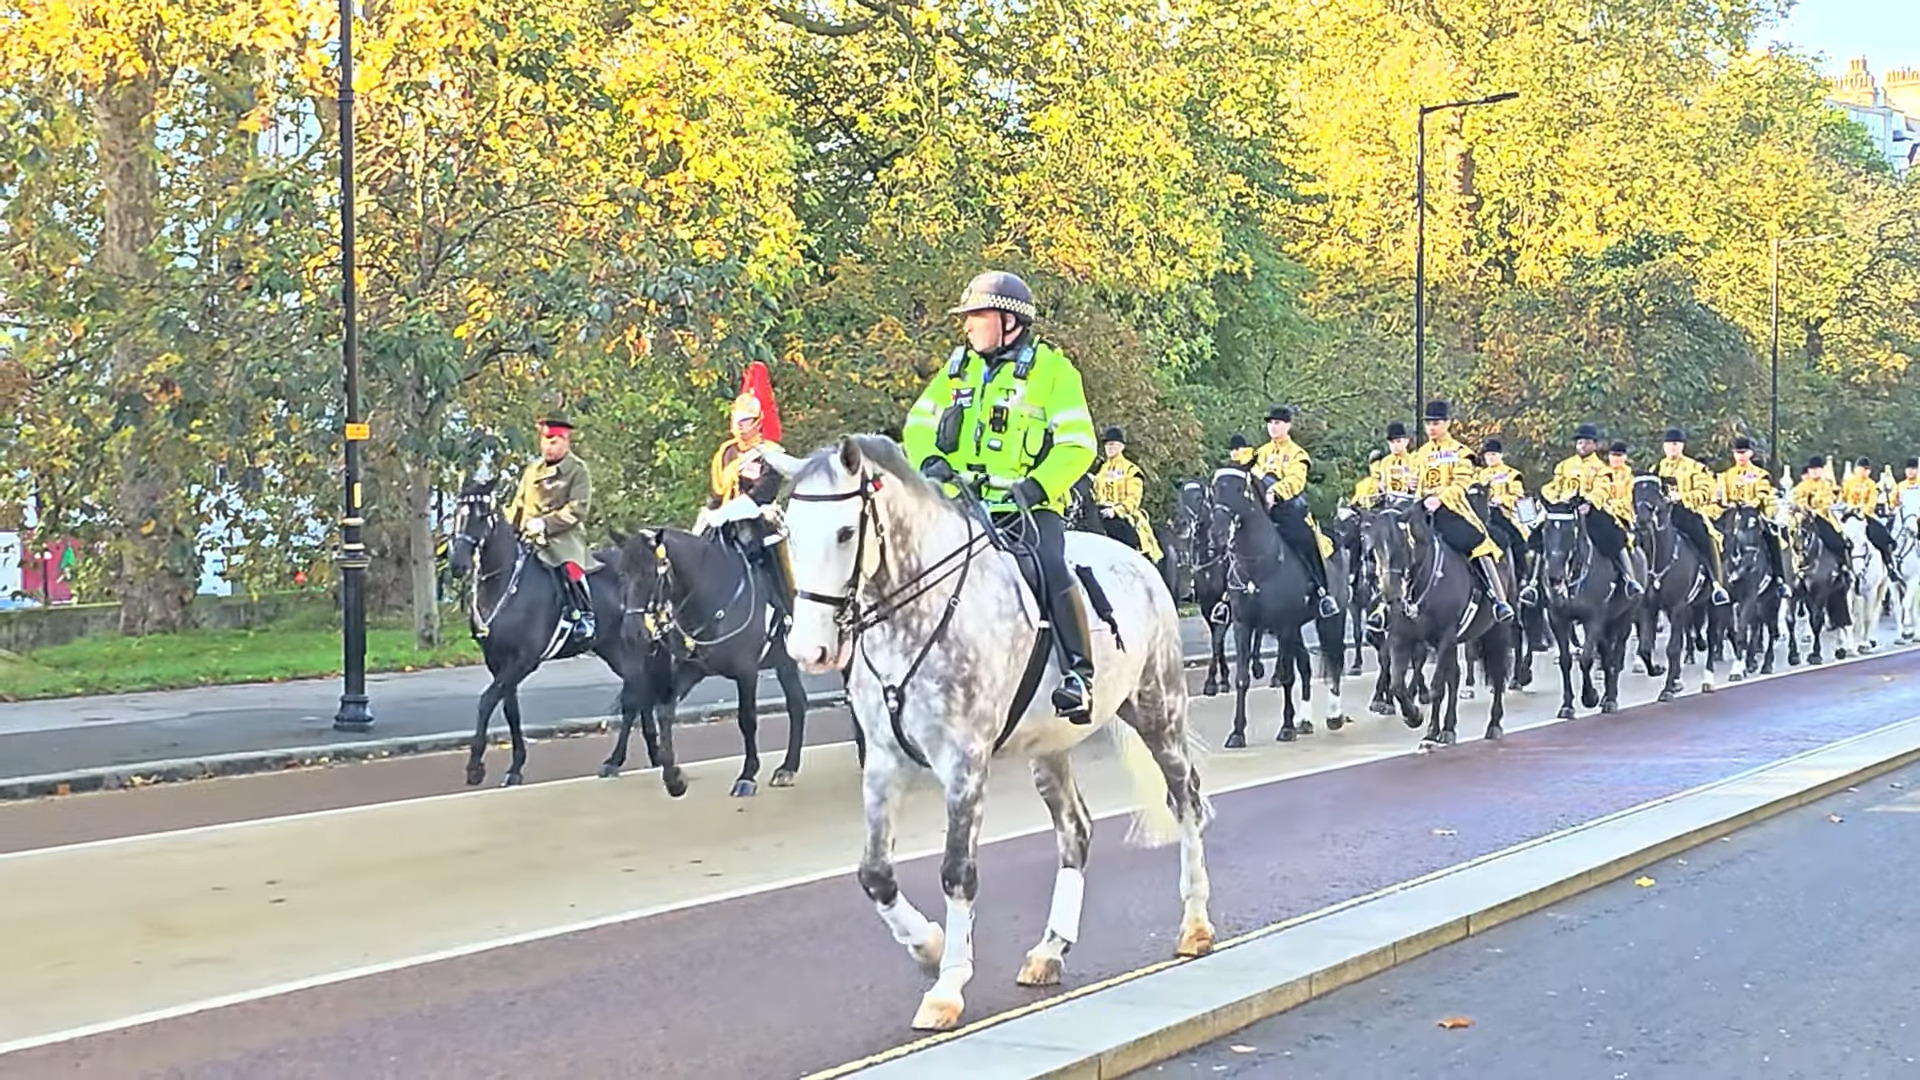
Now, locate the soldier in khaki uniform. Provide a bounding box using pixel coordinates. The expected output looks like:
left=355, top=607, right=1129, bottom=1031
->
left=509, top=415, right=598, bottom=639
left=1252, top=404, right=1339, bottom=618
left=1654, top=427, right=1731, bottom=606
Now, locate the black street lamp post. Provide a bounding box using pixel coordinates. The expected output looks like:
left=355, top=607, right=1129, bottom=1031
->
left=333, top=0, right=373, bottom=732
left=1415, top=91, right=1517, bottom=418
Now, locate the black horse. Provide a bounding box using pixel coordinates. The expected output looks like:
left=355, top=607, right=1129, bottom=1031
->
left=1785, top=507, right=1850, bottom=666
left=1361, top=494, right=1510, bottom=747
left=1630, top=476, right=1720, bottom=702
left=1720, top=504, right=1781, bottom=680
left=1535, top=498, right=1642, bottom=718
left=1211, top=469, right=1347, bottom=746
left=1174, top=478, right=1235, bottom=696
left=1329, top=506, right=1376, bottom=679
left=614, top=524, right=816, bottom=797
left=446, top=480, right=671, bottom=793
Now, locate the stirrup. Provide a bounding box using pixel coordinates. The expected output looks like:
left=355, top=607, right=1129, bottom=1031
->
left=1364, top=607, right=1387, bottom=634
left=1053, top=671, right=1092, bottom=723
left=1492, top=600, right=1515, bottom=622
left=1710, top=583, right=1731, bottom=606
left=1316, top=592, right=1339, bottom=619
left=571, top=609, right=596, bottom=638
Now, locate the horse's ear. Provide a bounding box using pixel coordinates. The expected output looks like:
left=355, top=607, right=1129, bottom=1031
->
left=837, top=435, right=864, bottom=476
left=762, top=447, right=803, bottom=478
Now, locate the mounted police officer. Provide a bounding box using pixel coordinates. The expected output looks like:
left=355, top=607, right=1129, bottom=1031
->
left=1411, top=400, right=1514, bottom=624
left=1655, top=428, right=1732, bottom=606
left=905, top=270, right=1102, bottom=721
left=1717, top=435, right=1790, bottom=598
left=508, top=414, right=598, bottom=640
left=1544, top=423, right=1643, bottom=597
left=1252, top=404, right=1340, bottom=619
left=1093, top=426, right=1164, bottom=563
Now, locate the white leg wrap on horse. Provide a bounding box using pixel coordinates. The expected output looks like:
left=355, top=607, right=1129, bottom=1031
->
left=939, top=896, right=976, bottom=979
left=1046, top=867, right=1086, bottom=945
left=878, top=895, right=936, bottom=948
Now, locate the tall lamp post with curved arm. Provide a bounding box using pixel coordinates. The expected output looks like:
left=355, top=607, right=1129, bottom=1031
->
left=333, top=0, right=374, bottom=732
left=1414, top=91, right=1518, bottom=417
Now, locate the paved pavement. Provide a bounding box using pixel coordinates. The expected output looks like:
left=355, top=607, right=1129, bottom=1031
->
left=0, top=636, right=1914, bottom=1077
left=1154, top=755, right=1920, bottom=1080
left=0, top=615, right=1270, bottom=782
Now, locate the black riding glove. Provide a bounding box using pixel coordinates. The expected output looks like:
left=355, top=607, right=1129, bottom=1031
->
left=1011, top=478, right=1048, bottom=508
left=920, top=456, right=958, bottom=484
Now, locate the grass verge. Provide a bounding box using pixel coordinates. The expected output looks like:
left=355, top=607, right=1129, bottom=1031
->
left=0, top=610, right=481, bottom=701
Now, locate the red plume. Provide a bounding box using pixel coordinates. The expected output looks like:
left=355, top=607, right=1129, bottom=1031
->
left=740, top=360, right=782, bottom=443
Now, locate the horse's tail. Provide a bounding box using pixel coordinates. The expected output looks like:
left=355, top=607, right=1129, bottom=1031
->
left=1108, top=718, right=1204, bottom=849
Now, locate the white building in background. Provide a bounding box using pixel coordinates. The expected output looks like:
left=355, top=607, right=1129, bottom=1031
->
left=1827, top=57, right=1920, bottom=177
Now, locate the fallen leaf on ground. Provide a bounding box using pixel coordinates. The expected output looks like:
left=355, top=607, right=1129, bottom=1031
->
left=1437, top=1017, right=1474, bottom=1029
left=1828, top=813, right=1844, bottom=823
left=1230, top=1044, right=1257, bottom=1054
left=1635, top=876, right=1656, bottom=888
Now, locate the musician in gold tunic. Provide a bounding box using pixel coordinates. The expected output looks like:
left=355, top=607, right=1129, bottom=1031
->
left=1840, top=454, right=1898, bottom=574
left=1372, top=421, right=1419, bottom=498
left=1654, top=427, right=1731, bottom=606
left=1410, top=400, right=1513, bottom=623
left=1541, top=423, right=1643, bottom=597
left=1789, top=455, right=1852, bottom=588
left=1715, top=435, right=1790, bottom=597
left=1092, top=426, right=1163, bottom=563
left=1252, top=404, right=1339, bottom=618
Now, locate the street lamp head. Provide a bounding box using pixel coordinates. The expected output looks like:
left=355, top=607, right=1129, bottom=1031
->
left=1480, top=91, right=1520, bottom=104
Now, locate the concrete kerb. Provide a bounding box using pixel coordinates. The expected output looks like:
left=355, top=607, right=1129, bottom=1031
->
left=0, top=643, right=1281, bottom=801
left=839, top=714, right=1920, bottom=1080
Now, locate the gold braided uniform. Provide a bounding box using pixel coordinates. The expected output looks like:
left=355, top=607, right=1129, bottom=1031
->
left=1892, top=477, right=1920, bottom=518
left=1092, top=453, right=1163, bottom=562
left=1717, top=462, right=1781, bottom=517
left=1790, top=475, right=1842, bottom=529
left=1544, top=453, right=1633, bottom=523
left=1413, top=434, right=1500, bottom=560
left=1254, top=436, right=1333, bottom=559
left=1476, top=461, right=1529, bottom=541
left=1656, top=452, right=1726, bottom=560
left=1841, top=470, right=1882, bottom=516
left=1350, top=473, right=1380, bottom=506
left=1371, top=450, right=1420, bottom=498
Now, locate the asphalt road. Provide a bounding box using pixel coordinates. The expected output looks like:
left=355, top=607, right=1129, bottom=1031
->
left=5, top=647, right=1917, bottom=1078
left=1154, top=756, right=1920, bottom=1080
left=0, top=614, right=1278, bottom=780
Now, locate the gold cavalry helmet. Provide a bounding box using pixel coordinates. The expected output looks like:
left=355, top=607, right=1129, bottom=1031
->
left=949, top=271, right=1037, bottom=325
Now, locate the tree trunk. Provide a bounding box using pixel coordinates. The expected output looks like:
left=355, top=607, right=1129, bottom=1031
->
left=404, top=452, right=440, bottom=649
left=96, top=67, right=194, bottom=636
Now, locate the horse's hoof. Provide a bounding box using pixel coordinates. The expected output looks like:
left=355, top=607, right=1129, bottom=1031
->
left=1701, top=679, right=1716, bottom=694
left=1402, top=712, right=1424, bottom=730
left=1276, top=727, right=1297, bottom=743
left=664, top=771, right=689, bottom=799
left=1728, top=670, right=1744, bottom=683
left=1202, top=681, right=1219, bottom=697
left=1224, top=730, right=1247, bottom=750
left=1016, top=952, right=1064, bottom=987
left=1346, top=664, right=1362, bottom=677
left=597, top=763, right=621, bottom=779
left=769, top=768, right=797, bottom=788
left=1601, top=700, right=1618, bottom=715
left=1438, top=730, right=1457, bottom=746
left=1485, top=724, right=1504, bottom=741
left=1582, top=689, right=1600, bottom=709
left=1326, top=714, right=1346, bottom=732
left=730, top=778, right=759, bottom=798
left=1460, top=687, right=1476, bottom=700
left=500, top=773, right=523, bottom=788
left=1834, top=648, right=1848, bottom=660
left=1557, top=706, right=1576, bottom=719
left=1648, top=664, right=1665, bottom=677
left=1296, top=720, right=1315, bottom=736
left=1657, top=688, right=1675, bottom=703
left=1175, top=918, right=1216, bottom=958
left=465, top=764, right=485, bottom=787
left=910, top=926, right=946, bottom=974
left=911, top=992, right=965, bottom=1032
left=1371, top=701, right=1394, bottom=716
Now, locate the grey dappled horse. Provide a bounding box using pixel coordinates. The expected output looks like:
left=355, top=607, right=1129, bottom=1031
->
left=772, top=435, right=1215, bottom=1034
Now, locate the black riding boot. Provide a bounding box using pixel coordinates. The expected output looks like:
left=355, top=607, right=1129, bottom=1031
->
left=1474, top=555, right=1516, bottom=622
left=1304, top=544, right=1339, bottom=619
left=1767, top=534, right=1791, bottom=599
left=1614, top=547, right=1644, bottom=598
left=759, top=541, right=796, bottom=631
left=1050, top=585, right=1096, bottom=722
left=568, top=576, right=596, bottom=639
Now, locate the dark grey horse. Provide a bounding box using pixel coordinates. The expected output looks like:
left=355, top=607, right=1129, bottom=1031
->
left=1785, top=507, right=1850, bottom=666
left=1536, top=498, right=1643, bottom=718
left=1630, top=475, right=1719, bottom=702
left=446, top=480, right=669, bottom=792
left=1361, top=495, right=1510, bottom=746
left=1210, top=469, right=1347, bottom=746
left=1719, top=504, right=1781, bottom=680
left=613, top=525, right=816, bottom=797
